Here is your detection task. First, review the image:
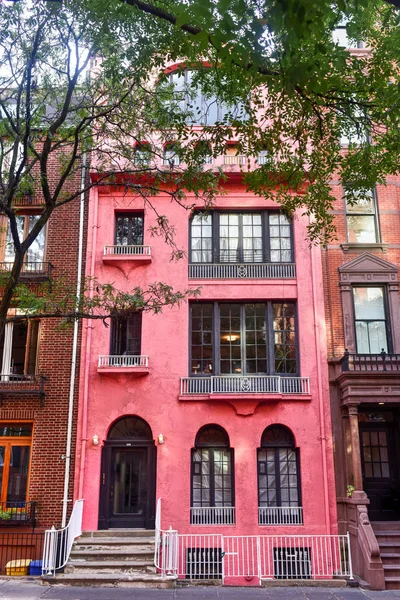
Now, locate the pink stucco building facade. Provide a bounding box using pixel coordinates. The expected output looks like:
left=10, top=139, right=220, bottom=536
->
left=73, top=170, right=339, bottom=549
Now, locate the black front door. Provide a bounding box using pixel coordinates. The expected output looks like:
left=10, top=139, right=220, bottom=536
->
left=99, top=444, right=156, bottom=529
left=360, top=423, right=400, bottom=521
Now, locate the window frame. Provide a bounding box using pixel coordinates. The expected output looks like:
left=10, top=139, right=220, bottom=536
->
left=257, top=426, right=302, bottom=509
left=189, top=211, right=294, bottom=265
left=0, top=319, right=40, bottom=376
left=110, top=313, right=142, bottom=356
left=189, top=301, right=299, bottom=377
left=344, top=188, right=380, bottom=244
left=352, top=285, right=392, bottom=354
left=0, top=423, right=33, bottom=505
left=114, top=212, right=145, bottom=247
left=190, top=425, right=235, bottom=510
left=3, top=213, right=47, bottom=265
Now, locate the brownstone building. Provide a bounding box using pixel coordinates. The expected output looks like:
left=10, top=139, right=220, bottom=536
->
left=323, top=177, right=400, bottom=589
left=0, top=155, right=87, bottom=539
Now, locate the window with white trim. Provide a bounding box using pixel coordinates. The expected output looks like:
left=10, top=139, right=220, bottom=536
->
left=345, top=189, right=379, bottom=243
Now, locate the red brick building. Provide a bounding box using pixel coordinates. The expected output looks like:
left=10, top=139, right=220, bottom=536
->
left=324, top=176, right=400, bottom=589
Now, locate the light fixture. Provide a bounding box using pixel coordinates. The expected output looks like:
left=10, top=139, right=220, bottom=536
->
left=379, top=402, right=385, bottom=405
left=158, top=434, right=164, bottom=445
left=225, top=335, right=239, bottom=342
left=92, top=435, right=99, bottom=446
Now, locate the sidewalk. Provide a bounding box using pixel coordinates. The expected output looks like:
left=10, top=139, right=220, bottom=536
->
left=1, top=581, right=400, bottom=600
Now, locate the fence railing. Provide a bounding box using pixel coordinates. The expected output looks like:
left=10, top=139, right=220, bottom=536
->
left=98, top=355, right=149, bottom=368
left=190, top=507, right=235, bottom=526
left=189, top=263, right=296, bottom=279
left=175, top=533, right=352, bottom=582
left=341, top=349, right=400, bottom=372
left=258, top=507, right=303, bottom=526
left=0, top=262, right=52, bottom=279
left=223, top=155, right=245, bottom=165
left=0, top=501, right=37, bottom=527
left=103, top=245, right=151, bottom=256
left=180, top=376, right=310, bottom=396
left=0, top=532, right=45, bottom=575
left=0, top=375, right=45, bottom=403
left=42, top=499, right=83, bottom=576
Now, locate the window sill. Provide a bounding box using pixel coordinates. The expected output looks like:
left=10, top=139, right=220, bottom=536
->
left=102, top=255, right=151, bottom=265
left=340, top=243, right=388, bottom=253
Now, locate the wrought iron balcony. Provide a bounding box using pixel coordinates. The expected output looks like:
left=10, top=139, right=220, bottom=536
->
left=0, top=262, right=52, bottom=281
left=258, top=506, right=303, bottom=526
left=0, top=501, right=37, bottom=527
left=189, top=262, right=296, bottom=279
left=190, top=507, right=235, bottom=526
left=103, top=245, right=151, bottom=263
left=340, top=349, right=400, bottom=372
left=180, top=376, right=310, bottom=395
left=0, top=375, right=45, bottom=405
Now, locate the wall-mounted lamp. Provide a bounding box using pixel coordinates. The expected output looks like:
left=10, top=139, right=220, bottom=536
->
left=158, top=434, right=164, bottom=445
left=92, top=434, right=99, bottom=446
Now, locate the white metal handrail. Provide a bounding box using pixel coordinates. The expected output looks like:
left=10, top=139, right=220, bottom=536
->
left=154, top=498, right=179, bottom=578
left=98, top=355, right=149, bottom=368
left=103, top=245, right=151, bottom=256
left=190, top=507, right=235, bottom=526
left=224, top=155, right=245, bottom=165
left=258, top=506, right=303, bottom=526
left=42, top=499, right=83, bottom=575
left=180, top=376, right=310, bottom=395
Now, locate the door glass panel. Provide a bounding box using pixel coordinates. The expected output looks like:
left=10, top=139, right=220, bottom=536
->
left=7, top=446, right=30, bottom=503
left=362, top=429, right=390, bottom=480
left=113, top=450, right=147, bottom=515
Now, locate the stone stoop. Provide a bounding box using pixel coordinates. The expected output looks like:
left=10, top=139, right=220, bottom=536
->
left=41, top=529, right=174, bottom=588
left=372, top=521, right=400, bottom=590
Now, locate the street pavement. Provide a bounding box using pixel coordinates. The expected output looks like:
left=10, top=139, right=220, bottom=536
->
left=3, top=581, right=400, bottom=600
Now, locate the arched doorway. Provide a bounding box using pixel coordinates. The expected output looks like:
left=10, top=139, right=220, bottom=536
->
left=98, top=416, right=156, bottom=530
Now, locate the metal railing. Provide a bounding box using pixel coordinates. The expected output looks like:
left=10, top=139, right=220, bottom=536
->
left=0, top=532, right=45, bottom=575
left=154, top=499, right=179, bottom=578
left=341, top=349, right=400, bottom=372
left=190, top=507, right=235, bottom=526
left=189, top=263, right=296, bottom=279
left=223, top=155, right=245, bottom=165
left=103, top=245, right=151, bottom=256
left=175, top=533, right=352, bottom=582
left=180, top=376, right=310, bottom=395
left=98, top=355, right=149, bottom=368
left=258, top=507, right=303, bottom=526
left=0, top=501, right=37, bottom=527
left=42, top=499, right=83, bottom=576
left=0, top=375, right=45, bottom=404
left=0, top=262, right=52, bottom=279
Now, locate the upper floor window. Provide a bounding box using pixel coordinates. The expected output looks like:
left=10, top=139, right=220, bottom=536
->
left=166, top=69, right=247, bottom=126
left=4, top=215, right=46, bottom=266
left=0, top=423, right=32, bottom=505
left=111, top=313, right=142, bottom=356
left=258, top=425, right=301, bottom=510
left=190, top=212, right=292, bottom=264
left=190, top=302, right=297, bottom=376
left=163, top=144, right=180, bottom=167
left=345, top=189, right=379, bottom=244
left=332, top=21, right=364, bottom=49
left=134, top=145, right=151, bottom=166
left=115, top=213, right=144, bottom=247
left=0, top=320, right=40, bottom=377
left=353, top=287, right=389, bottom=354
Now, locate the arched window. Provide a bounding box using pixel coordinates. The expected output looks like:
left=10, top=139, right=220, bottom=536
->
left=108, top=416, right=153, bottom=441
left=258, top=425, right=302, bottom=525
left=191, top=425, right=234, bottom=524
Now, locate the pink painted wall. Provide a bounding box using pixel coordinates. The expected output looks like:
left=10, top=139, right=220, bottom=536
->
left=74, top=180, right=338, bottom=537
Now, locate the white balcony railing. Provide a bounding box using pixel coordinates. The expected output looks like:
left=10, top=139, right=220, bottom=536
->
left=223, top=155, right=245, bottom=165
left=190, top=507, right=235, bottom=526
left=258, top=507, right=303, bottom=526
left=98, top=355, right=149, bottom=368
left=103, top=245, right=151, bottom=256
left=189, top=263, right=296, bottom=279
left=180, top=376, right=310, bottom=395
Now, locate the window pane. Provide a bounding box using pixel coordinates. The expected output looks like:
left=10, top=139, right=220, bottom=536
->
left=353, top=288, right=385, bottom=320
left=347, top=215, right=376, bottom=243
left=7, top=446, right=30, bottom=503
left=26, top=216, right=45, bottom=264
left=5, top=216, right=25, bottom=262
left=219, top=304, right=241, bottom=374
left=191, top=214, right=213, bottom=263
left=272, top=303, right=297, bottom=374
left=269, top=213, right=292, bottom=262
left=115, top=214, right=144, bottom=246
left=191, top=304, right=213, bottom=374
left=346, top=190, right=375, bottom=214
left=245, top=304, right=267, bottom=374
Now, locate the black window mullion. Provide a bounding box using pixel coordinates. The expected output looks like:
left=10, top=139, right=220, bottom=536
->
left=214, top=214, right=220, bottom=264
left=264, top=213, right=270, bottom=263
left=266, top=303, right=274, bottom=376
left=215, top=302, right=220, bottom=376
left=210, top=449, right=215, bottom=507
left=274, top=448, right=282, bottom=507
left=238, top=215, right=244, bottom=263
left=241, top=305, right=246, bottom=375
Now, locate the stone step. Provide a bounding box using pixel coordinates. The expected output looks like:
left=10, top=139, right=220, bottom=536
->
left=81, top=529, right=155, bottom=538
left=70, top=549, right=154, bottom=561
left=384, top=565, right=400, bottom=578
left=372, top=522, right=400, bottom=532
left=75, top=536, right=155, bottom=546
left=374, top=533, right=400, bottom=544
left=384, top=576, right=400, bottom=590
left=377, top=542, right=400, bottom=554
left=73, top=543, right=154, bottom=553
left=41, top=573, right=173, bottom=589
left=65, top=560, right=156, bottom=575
left=381, top=553, right=400, bottom=565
